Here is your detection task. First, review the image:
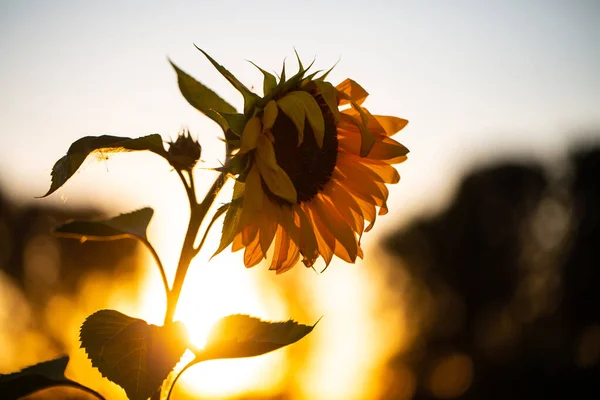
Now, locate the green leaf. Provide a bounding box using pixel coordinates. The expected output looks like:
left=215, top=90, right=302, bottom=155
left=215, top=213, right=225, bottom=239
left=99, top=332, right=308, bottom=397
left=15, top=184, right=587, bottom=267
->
left=248, top=61, right=277, bottom=96
left=170, top=60, right=237, bottom=131
left=212, top=200, right=242, bottom=258
left=194, top=314, right=317, bottom=361
left=212, top=178, right=246, bottom=258
left=40, top=134, right=168, bottom=198
left=80, top=309, right=188, bottom=400
left=214, top=111, right=247, bottom=137
left=0, top=356, right=104, bottom=400
left=55, top=207, right=154, bottom=242
left=195, top=46, right=260, bottom=116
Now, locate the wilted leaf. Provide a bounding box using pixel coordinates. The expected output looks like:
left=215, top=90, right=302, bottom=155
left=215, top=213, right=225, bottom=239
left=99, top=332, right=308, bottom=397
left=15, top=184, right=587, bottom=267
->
left=170, top=60, right=237, bottom=131
left=55, top=207, right=154, bottom=242
left=80, top=309, right=188, bottom=400
left=40, top=134, right=168, bottom=198
left=194, top=314, right=317, bottom=361
left=0, top=356, right=103, bottom=400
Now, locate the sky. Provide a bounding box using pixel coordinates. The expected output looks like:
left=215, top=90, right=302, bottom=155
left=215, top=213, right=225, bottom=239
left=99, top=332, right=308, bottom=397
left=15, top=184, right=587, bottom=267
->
left=0, top=1, right=599, bottom=398
left=1, top=0, right=599, bottom=224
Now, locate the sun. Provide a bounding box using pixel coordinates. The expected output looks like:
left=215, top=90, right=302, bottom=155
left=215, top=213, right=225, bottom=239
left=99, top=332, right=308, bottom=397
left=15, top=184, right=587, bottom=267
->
left=137, top=241, right=289, bottom=398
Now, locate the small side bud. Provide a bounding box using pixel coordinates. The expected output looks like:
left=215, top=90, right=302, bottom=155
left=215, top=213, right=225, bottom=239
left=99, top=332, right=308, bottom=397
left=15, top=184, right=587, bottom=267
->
left=167, top=129, right=202, bottom=170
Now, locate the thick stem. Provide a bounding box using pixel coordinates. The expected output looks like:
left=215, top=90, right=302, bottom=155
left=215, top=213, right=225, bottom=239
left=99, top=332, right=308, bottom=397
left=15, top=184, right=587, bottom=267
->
left=163, top=170, right=227, bottom=324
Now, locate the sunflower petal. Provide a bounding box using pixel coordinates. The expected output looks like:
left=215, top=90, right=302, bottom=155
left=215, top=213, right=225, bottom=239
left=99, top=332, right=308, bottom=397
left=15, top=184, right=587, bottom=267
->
left=262, top=100, right=279, bottom=132
left=242, top=223, right=259, bottom=246
left=244, top=234, right=264, bottom=268
left=311, top=194, right=358, bottom=262
left=337, top=131, right=409, bottom=162
left=314, top=80, right=340, bottom=123
left=374, top=115, right=409, bottom=136
left=277, top=91, right=324, bottom=147
left=232, top=232, right=244, bottom=252
left=270, top=226, right=300, bottom=273
left=305, top=205, right=334, bottom=267
left=258, top=201, right=278, bottom=255
left=255, top=136, right=297, bottom=203
left=336, top=78, right=368, bottom=106
left=239, top=117, right=261, bottom=154
left=277, top=91, right=306, bottom=144
left=337, top=93, right=376, bottom=156
left=322, top=180, right=365, bottom=236
left=293, top=205, right=319, bottom=267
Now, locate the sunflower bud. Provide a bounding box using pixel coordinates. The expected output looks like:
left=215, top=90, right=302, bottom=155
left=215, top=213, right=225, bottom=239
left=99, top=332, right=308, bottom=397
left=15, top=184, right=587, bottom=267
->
left=167, top=130, right=202, bottom=170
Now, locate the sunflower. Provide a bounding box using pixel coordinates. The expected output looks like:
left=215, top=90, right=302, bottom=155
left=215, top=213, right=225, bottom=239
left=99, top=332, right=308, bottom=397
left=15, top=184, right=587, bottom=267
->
left=212, top=54, right=409, bottom=273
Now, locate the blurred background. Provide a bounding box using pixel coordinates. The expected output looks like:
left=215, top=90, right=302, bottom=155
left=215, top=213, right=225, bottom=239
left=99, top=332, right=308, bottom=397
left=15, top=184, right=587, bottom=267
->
left=1, top=1, right=599, bottom=399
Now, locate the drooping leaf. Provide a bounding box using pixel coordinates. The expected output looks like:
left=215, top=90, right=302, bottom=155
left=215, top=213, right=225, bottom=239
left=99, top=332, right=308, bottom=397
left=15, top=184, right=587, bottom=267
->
left=0, top=356, right=104, bottom=400
left=195, top=47, right=260, bottom=116
left=40, top=134, right=168, bottom=198
left=170, top=60, right=237, bottom=131
left=80, top=309, right=188, bottom=400
left=55, top=207, right=154, bottom=242
left=194, top=314, right=317, bottom=361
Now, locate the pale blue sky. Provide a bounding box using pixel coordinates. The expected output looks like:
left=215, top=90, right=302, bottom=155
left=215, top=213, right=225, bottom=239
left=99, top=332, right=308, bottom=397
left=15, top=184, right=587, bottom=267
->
left=1, top=0, right=599, bottom=227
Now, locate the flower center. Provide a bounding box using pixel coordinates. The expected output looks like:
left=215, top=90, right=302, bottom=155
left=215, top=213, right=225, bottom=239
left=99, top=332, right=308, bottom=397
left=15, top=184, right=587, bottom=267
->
left=266, top=92, right=338, bottom=204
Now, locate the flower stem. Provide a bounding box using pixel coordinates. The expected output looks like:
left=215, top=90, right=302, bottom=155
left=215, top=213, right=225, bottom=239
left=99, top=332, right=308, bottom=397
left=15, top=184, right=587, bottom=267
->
left=163, top=170, right=227, bottom=324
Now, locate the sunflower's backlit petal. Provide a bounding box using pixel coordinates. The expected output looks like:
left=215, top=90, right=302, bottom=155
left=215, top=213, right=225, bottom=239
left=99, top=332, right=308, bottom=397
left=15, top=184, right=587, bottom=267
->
left=293, top=205, right=319, bottom=267
left=357, top=245, right=364, bottom=259
left=242, top=223, right=259, bottom=246
left=322, top=180, right=365, bottom=236
left=374, top=115, right=409, bottom=136
left=304, top=205, right=334, bottom=267
left=332, top=240, right=353, bottom=263
left=356, top=197, right=377, bottom=232
left=340, top=108, right=386, bottom=136
left=276, top=240, right=300, bottom=274
left=338, top=131, right=409, bottom=162
left=256, top=136, right=298, bottom=203
left=277, top=91, right=306, bottom=144
left=337, top=95, right=376, bottom=156
left=262, top=100, right=279, bottom=132
left=311, top=194, right=358, bottom=262
left=314, top=80, right=340, bottom=123
left=239, top=116, right=261, bottom=154
left=232, top=232, right=244, bottom=252
left=336, top=78, right=369, bottom=106
left=356, top=157, right=401, bottom=184
left=270, top=226, right=286, bottom=270
left=244, top=234, right=264, bottom=268
left=239, top=164, right=264, bottom=228
left=258, top=200, right=278, bottom=256
left=332, top=175, right=382, bottom=231
left=333, top=166, right=387, bottom=206
left=277, top=204, right=301, bottom=246
left=270, top=226, right=291, bottom=272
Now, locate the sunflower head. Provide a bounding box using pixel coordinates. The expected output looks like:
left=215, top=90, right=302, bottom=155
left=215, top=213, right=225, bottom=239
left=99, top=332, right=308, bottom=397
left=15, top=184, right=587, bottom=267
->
left=193, top=50, right=409, bottom=273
